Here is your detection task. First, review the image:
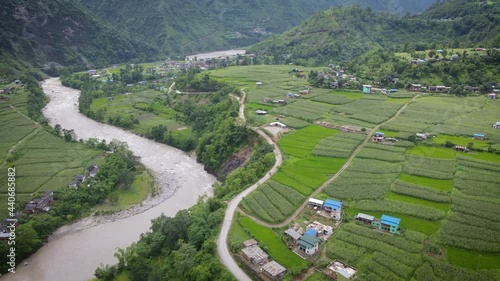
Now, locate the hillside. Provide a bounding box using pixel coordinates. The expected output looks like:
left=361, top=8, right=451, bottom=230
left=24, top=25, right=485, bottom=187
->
left=0, top=0, right=157, bottom=77
left=249, top=0, right=500, bottom=65
left=80, top=0, right=435, bottom=56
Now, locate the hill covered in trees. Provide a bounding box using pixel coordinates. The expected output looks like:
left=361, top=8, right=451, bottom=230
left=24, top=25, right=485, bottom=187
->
left=249, top=0, right=500, bottom=65
left=80, top=0, right=435, bottom=56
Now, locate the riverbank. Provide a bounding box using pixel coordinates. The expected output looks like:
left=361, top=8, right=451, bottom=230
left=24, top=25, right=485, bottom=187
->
left=0, top=78, right=215, bottom=281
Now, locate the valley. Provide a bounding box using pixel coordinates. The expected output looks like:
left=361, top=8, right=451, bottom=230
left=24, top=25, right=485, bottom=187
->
left=1, top=0, right=500, bottom=280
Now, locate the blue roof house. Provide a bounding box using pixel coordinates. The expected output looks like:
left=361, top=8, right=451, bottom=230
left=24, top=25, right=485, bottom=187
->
left=323, top=199, right=343, bottom=220
left=372, top=215, right=401, bottom=234
left=362, top=85, right=372, bottom=93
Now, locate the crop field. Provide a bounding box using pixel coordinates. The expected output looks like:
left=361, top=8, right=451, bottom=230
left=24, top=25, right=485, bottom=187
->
left=312, top=132, right=366, bottom=158
left=272, top=100, right=333, bottom=121
left=402, top=155, right=455, bottom=179
left=332, top=97, right=403, bottom=124
left=278, top=125, right=338, bottom=158
left=0, top=94, right=102, bottom=218
left=238, top=216, right=309, bottom=270
left=210, top=65, right=326, bottom=103
left=311, top=93, right=354, bottom=105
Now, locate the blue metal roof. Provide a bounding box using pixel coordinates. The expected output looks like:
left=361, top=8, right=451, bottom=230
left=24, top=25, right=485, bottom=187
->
left=305, top=228, right=317, bottom=237
left=375, top=132, right=385, bottom=135
left=324, top=199, right=342, bottom=210
left=474, top=133, right=485, bottom=137
left=380, top=215, right=401, bottom=228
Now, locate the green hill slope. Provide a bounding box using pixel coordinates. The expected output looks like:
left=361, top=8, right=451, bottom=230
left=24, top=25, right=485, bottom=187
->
left=249, top=0, right=500, bottom=65
left=0, top=0, right=158, bottom=74
left=80, top=0, right=435, bottom=56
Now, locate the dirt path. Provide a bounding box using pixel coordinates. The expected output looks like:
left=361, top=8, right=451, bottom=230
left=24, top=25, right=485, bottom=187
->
left=217, top=89, right=283, bottom=281
left=243, top=95, right=419, bottom=228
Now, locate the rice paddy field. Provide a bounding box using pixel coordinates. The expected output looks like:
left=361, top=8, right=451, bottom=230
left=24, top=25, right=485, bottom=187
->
left=221, top=65, right=500, bottom=280
left=0, top=93, right=101, bottom=218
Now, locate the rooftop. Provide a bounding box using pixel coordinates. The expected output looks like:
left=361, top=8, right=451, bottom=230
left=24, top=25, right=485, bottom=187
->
left=356, top=213, right=374, bottom=221
left=242, top=239, right=258, bottom=248
left=284, top=228, right=302, bottom=241
left=262, top=261, right=286, bottom=277
left=328, top=260, right=357, bottom=279
left=305, top=228, right=317, bottom=237
left=324, top=199, right=342, bottom=210
left=242, top=245, right=268, bottom=261
left=298, top=234, right=319, bottom=249
left=380, top=215, right=401, bottom=228
left=308, top=198, right=324, bottom=205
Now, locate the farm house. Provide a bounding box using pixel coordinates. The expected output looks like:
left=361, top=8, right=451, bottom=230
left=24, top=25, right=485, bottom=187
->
left=323, top=199, right=343, bottom=220
left=297, top=235, right=319, bottom=256
left=371, top=215, right=401, bottom=234
left=409, top=83, right=422, bottom=91
left=261, top=261, right=286, bottom=280
left=307, top=221, right=334, bottom=237
left=487, top=93, right=496, bottom=99
left=325, top=260, right=358, bottom=281
left=269, top=122, right=287, bottom=128
left=362, top=85, right=372, bottom=93
left=453, top=146, right=469, bottom=152
left=255, top=110, right=268, bottom=115
left=493, top=122, right=500, bottom=128
left=373, top=132, right=385, bottom=142
left=473, top=133, right=487, bottom=140
left=355, top=213, right=374, bottom=224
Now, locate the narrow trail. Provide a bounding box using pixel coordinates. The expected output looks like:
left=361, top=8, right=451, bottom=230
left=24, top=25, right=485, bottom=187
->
left=242, top=95, right=419, bottom=228
left=217, top=89, right=282, bottom=281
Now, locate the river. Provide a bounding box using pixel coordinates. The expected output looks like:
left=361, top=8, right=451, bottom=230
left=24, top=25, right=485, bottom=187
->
left=1, top=78, right=215, bottom=281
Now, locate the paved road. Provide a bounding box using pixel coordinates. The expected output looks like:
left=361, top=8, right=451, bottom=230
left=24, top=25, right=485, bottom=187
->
left=217, top=89, right=283, bottom=281
left=241, top=94, right=420, bottom=228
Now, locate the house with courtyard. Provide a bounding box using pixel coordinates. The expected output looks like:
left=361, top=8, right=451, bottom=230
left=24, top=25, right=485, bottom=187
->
left=371, top=214, right=401, bottom=234
left=325, top=260, right=357, bottom=281
left=261, top=261, right=286, bottom=280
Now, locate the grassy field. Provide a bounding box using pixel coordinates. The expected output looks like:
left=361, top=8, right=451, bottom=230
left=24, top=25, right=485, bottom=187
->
left=239, top=216, right=309, bottom=270
left=90, top=90, right=187, bottom=135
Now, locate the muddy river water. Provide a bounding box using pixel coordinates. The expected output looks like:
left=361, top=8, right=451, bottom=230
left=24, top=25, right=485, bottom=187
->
left=1, top=78, right=215, bottom=281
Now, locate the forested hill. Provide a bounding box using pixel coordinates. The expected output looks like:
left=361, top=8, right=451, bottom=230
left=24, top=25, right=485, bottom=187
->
left=249, top=0, right=500, bottom=65
left=80, top=0, right=435, bottom=56
left=0, top=0, right=157, bottom=77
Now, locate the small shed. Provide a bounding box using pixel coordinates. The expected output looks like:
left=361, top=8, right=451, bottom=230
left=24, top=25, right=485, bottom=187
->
left=308, top=198, right=324, bottom=208
left=242, top=239, right=258, bottom=248
left=284, top=229, right=301, bottom=242
left=256, top=82, right=263, bottom=87
left=410, top=84, right=422, bottom=91
left=416, top=133, right=427, bottom=140
left=261, top=261, right=286, bottom=280
left=355, top=213, right=374, bottom=224
left=269, top=122, right=287, bottom=128
left=255, top=110, right=268, bottom=115
left=488, top=93, right=497, bottom=100
left=473, top=133, right=487, bottom=140
left=362, top=85, right=372, bottom=94
left=241, top=245, right=268, bottom=265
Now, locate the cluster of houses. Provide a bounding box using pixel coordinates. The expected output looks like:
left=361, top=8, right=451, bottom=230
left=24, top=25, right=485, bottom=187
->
left=24, top=191, right=54, bottom=214
left=241, top=239, right=287, bottom=280
left=68, top=164, right=99, bottom=188
left=355, top=213, right=401, bottom=234
left=308, top=198, right=343, bottom=221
